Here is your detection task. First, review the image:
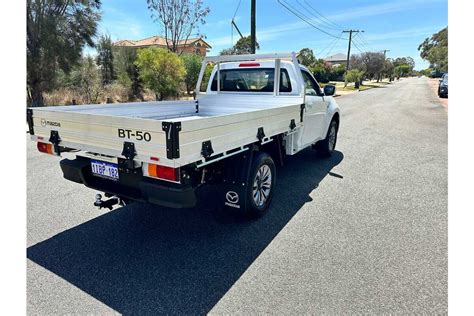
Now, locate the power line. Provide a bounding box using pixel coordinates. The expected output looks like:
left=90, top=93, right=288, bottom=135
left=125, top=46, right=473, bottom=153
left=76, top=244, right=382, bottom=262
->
left=294, top=0, right=342, bottom=32
left=357, top=32, right=376, bottom=52
left=302, top=0, right=346, bottom=30
left=277, top=0, right=348, bottom=40
left=317, top=35, right=342, bottom=58
left=325, top=38, right=343, bottom=58
left=352, top=34, right=369, bottom=53
left=317, top=37, right=338, bottom=57
left=351, top=39, right=365, bottom=54
left=231, top=0, right=243, bottom=46
left=232, top=0, right=242, bottom=20
left=283, top=0, right=341, bottom=33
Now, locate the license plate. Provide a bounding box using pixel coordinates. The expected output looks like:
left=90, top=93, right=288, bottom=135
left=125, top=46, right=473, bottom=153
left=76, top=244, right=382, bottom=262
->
left=91, top=160, right=119, bottom=181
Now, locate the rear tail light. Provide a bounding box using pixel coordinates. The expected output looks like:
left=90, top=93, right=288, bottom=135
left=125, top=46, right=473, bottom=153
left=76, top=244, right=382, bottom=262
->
left=145, top=163, right=179, bottom=182
left=37, top=142, right=54, bottom=155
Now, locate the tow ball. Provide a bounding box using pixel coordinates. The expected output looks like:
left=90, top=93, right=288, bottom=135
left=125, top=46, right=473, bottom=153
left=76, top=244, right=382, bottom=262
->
left=94, top=194, right=123, bottom=210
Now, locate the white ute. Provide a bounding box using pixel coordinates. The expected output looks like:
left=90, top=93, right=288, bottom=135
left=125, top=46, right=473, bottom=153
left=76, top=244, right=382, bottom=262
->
left=27, top=52, right=340, bottom=217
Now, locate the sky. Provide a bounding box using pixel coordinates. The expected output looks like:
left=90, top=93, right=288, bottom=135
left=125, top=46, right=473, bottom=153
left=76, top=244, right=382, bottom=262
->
left=93, top=0, right=448, bottom=70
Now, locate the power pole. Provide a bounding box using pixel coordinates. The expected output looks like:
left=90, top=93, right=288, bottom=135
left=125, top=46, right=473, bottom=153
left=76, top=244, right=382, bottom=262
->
left=250, top=0, right=256, bottom=54
left=381, top=49, right=390, bottom=57
left=342, top=30, right=363, bottom=71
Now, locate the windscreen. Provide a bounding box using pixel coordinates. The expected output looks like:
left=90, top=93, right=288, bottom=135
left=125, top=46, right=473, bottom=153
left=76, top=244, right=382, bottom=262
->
left=210, top=68, right=292, bottom=92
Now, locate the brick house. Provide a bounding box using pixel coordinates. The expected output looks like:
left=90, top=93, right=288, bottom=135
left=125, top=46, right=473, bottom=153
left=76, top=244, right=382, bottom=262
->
left=114, top=35, right=212, bottom=56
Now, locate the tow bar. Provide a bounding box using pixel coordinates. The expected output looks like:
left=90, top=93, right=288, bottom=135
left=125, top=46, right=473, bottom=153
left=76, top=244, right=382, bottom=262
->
left=94, top=194, right=124, bottom=210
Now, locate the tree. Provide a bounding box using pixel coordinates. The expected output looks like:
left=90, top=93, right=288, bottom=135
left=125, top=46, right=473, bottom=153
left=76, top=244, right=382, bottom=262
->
left=181, top=53, right=203, bottom=94
left=330, top=64, right=346, bottom=82
left=220, top=36, right=260, bottom=55
left=393, top=64, right=411, bottom=79
left=350, top=54, right=366, bottom=72
left=298, top=48, right=316, bottom=67
left=27, top=0, right=101, bottom=106
left=393, top=57, right=415, bottom=72
left=69, top=56, right=103, bottom=104
left=361, top=52, right=385, bottom=81
left=383, top=58, right=394, bottom=81
left=113, top=47, right=143, bottom=100
left=199, top=64, right=214, bottom=92
left=147, top=0, right=210, bottom=54
left=309, top=59, right=331, bottom=83
left=96, top=34, right=116, bottom=86
left=135, top=48, right=186, bottom=100
left=418, top=27, right=448, bottom=72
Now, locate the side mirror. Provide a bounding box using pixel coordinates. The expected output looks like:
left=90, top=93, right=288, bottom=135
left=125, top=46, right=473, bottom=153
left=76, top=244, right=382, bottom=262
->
left=324, top=84, right=336, bottom=96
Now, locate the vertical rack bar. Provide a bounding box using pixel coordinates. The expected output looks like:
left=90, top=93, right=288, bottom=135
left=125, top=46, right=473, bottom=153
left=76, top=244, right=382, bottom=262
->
left=217, top=62, right=221, bottom=93
left=274, top=58, right=281, bottom=96
left=195, top=59, right=208, bottom=96
left=291, top=52, right=305, bottom=103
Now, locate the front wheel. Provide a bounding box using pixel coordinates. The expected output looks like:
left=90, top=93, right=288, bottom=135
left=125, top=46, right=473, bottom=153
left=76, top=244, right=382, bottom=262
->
left=246, top=152, right=276, bottom=218
left=315, top=119, right=339, bottom=157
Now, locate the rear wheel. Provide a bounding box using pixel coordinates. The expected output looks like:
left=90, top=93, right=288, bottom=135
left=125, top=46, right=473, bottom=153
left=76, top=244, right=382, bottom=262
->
left=315, top=119, right=338, bottom=157
left=246, top=152, right=276, bottom=218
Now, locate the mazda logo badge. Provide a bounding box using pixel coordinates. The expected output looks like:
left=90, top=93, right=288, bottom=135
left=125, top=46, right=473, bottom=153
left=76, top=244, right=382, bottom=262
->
left=226, top=191, right=239, bottom=204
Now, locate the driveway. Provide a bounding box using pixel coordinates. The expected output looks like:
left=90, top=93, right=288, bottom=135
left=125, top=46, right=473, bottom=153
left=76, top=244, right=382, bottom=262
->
left=27, top=77, right=447, bottom=314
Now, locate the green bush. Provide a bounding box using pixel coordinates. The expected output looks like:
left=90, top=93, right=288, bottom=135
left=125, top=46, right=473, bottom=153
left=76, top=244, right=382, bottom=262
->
left=344, top=69, right=364, bottom=85
left=181, top=53, right=203, bottom=94
left=135, top=48, right=186, bottom=100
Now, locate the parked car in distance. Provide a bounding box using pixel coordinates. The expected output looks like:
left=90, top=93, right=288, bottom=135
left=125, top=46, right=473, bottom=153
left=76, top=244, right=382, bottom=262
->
left=438, top=73, right=448, bottom=98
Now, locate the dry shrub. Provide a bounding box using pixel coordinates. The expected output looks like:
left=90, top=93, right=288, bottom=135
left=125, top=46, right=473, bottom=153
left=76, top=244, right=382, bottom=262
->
left=44, top=88, right=83, bottom=106
left=43, top=85, right=192, bottom=106
left=103, top=83, right=130, bottom=103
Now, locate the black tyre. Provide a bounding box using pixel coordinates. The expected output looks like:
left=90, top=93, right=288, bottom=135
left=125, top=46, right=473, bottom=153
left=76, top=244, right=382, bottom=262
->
left=245, top=152, right=276, bottom=218
left=315, top=118, right=339, bottom=157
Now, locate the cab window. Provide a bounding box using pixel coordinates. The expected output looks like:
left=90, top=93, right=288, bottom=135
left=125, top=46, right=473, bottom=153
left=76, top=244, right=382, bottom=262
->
left=302, top=70, right=322, bottom=96
left=211, top=68, right=292, bottom=92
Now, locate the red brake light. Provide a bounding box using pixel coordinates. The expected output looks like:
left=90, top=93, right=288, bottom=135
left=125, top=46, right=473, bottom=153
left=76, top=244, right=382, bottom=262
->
left=147, top=163, right=178, bottom=182
left=239, top=62, right=260, bottom=67
left=37, top=142, right=53, bottom=154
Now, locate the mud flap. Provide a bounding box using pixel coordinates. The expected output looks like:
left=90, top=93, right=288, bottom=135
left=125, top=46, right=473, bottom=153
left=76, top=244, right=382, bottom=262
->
left=216, top=147, right=255, bottom=213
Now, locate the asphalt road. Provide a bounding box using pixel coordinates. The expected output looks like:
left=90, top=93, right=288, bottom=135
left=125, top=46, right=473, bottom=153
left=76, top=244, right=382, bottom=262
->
left=27, top=77, right=447, bottom=314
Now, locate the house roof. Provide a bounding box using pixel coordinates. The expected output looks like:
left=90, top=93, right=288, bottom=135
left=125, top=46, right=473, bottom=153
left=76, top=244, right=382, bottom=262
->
left=114, top=36, right=212, bottom=49
left=324, top=53, right=347, bottom=62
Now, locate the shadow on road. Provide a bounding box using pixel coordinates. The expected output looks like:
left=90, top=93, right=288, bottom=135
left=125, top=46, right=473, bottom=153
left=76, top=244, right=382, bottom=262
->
left=27, top=149, right=343, bottom=314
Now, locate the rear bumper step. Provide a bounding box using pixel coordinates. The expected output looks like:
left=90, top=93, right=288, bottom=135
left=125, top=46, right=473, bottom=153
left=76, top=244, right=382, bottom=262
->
left=60, top=157, right=196, bottom=209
